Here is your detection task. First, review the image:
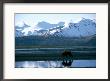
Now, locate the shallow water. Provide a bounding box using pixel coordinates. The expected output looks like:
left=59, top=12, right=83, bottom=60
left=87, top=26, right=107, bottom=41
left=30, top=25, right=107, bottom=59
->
left=15, top=47, right=96, bottom=68
left=15, top=60, right=96, bottom=68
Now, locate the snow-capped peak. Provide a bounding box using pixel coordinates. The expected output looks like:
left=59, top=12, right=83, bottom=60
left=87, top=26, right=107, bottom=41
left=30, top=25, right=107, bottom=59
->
left=53, top=18, right=96, bottom=37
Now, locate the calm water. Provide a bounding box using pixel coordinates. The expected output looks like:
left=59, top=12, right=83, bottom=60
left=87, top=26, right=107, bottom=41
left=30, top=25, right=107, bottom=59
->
left=15, top=60, right=96, bottom=68
left=15, top=47, right=96, bottom=68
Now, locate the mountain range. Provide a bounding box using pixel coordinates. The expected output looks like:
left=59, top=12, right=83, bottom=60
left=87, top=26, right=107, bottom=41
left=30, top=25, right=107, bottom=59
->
left=15, top=18, right=96, bottom=47
left=15, top=18, right=96, bottom=37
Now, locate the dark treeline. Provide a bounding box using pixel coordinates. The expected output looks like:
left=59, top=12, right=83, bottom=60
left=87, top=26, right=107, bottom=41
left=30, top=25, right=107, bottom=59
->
left=15, top=35, right=96, bottom=48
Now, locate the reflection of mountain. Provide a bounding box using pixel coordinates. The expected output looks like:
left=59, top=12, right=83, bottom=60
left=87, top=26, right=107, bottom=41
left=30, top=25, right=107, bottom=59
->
left=15, top=18, right=96, bottom=37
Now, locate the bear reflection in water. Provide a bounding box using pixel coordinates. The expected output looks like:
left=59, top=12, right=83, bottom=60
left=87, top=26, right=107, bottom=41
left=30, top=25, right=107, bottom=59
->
left=61, top=50, right=73, bottom=67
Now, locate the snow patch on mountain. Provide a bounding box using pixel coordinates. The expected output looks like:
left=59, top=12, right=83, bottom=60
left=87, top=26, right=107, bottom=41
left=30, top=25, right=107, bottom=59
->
left=15, top=22, right=31, bottom=37
left=54, top=18, right=96, bottom=37
left=37, top=21, right=65, bottom=30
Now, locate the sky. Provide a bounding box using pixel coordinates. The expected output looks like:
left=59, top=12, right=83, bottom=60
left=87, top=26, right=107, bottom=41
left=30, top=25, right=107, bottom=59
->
left=15, top=13, right=96, bottom=27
